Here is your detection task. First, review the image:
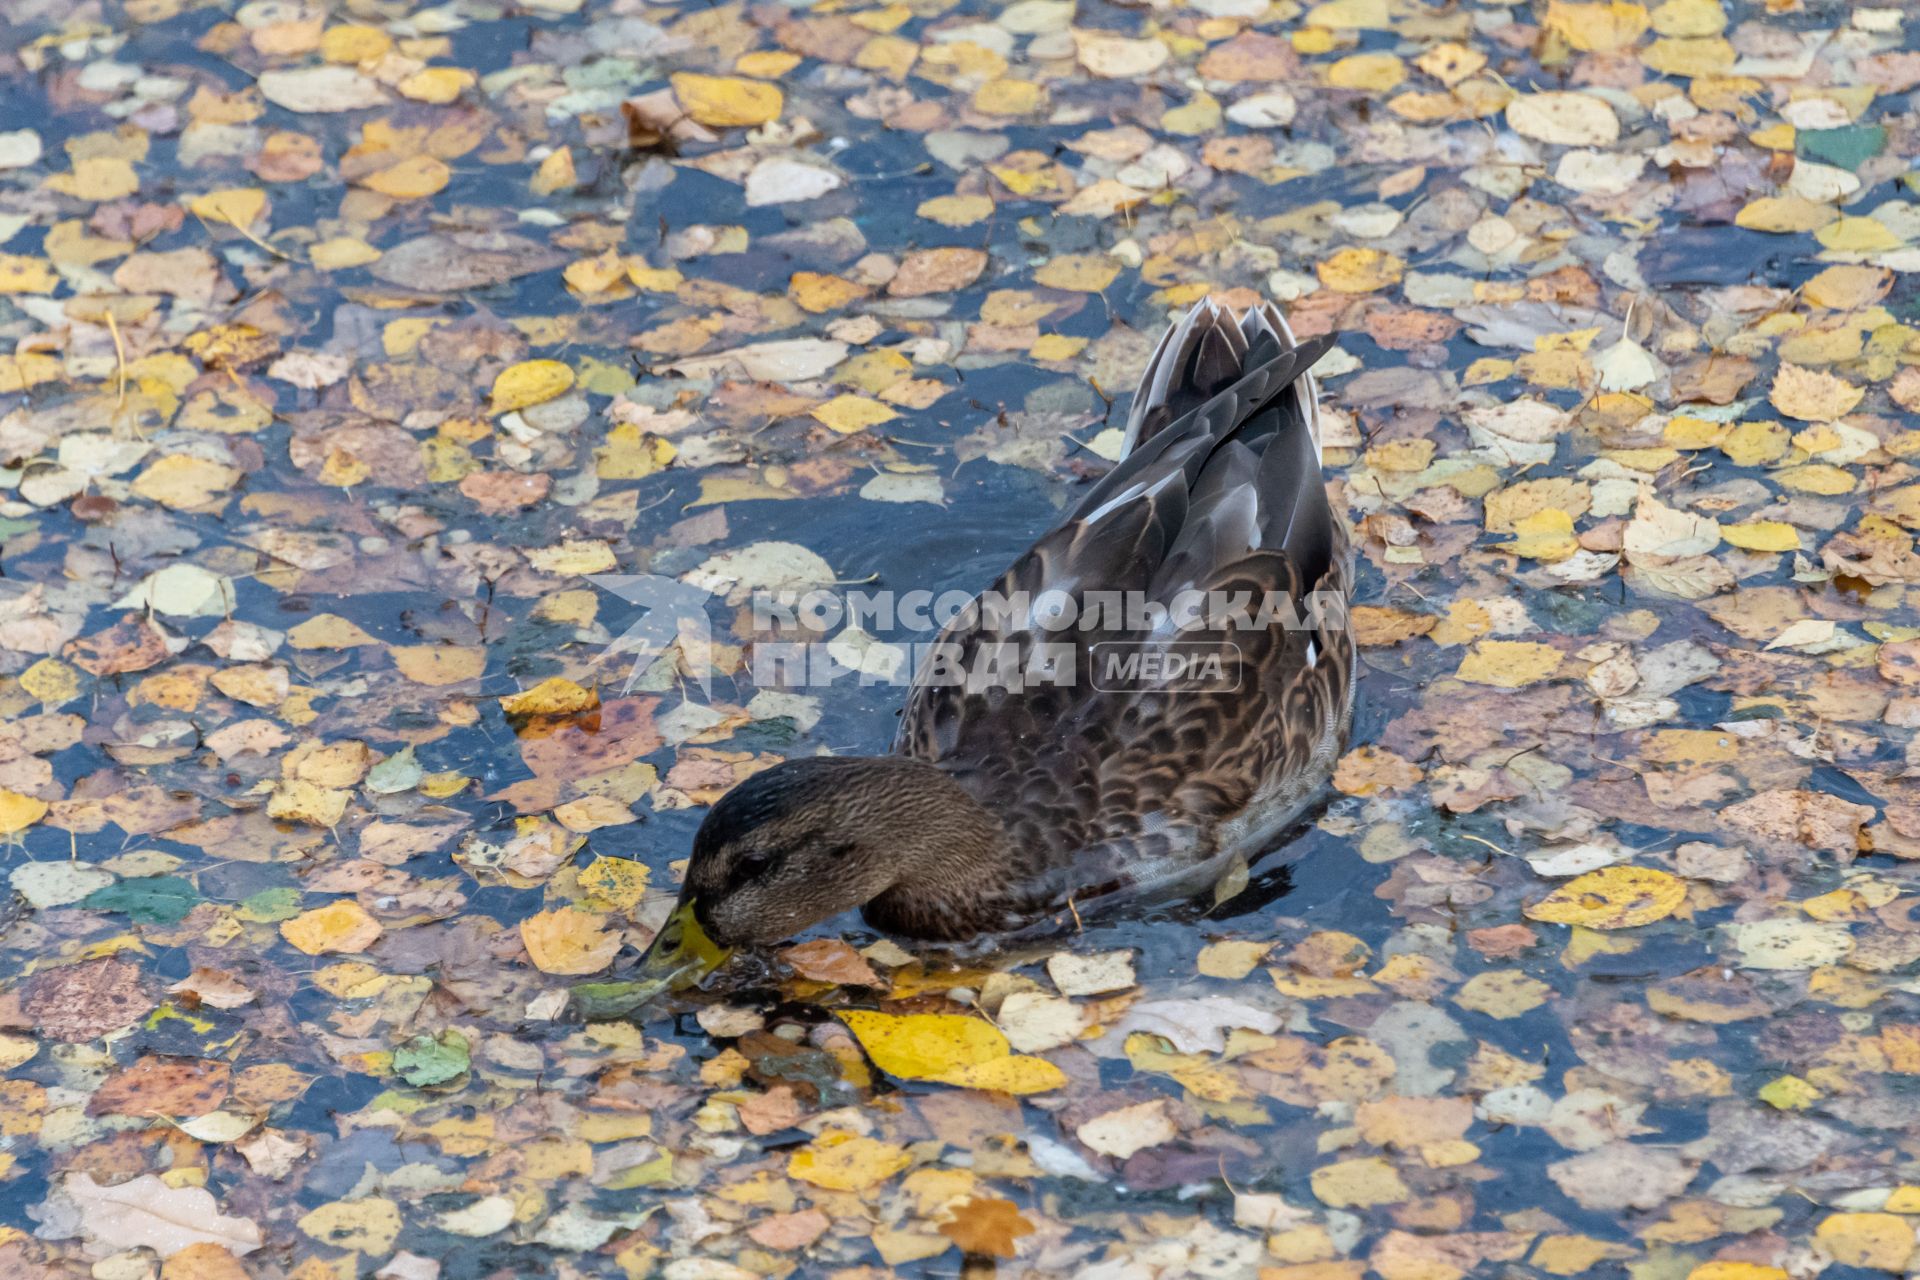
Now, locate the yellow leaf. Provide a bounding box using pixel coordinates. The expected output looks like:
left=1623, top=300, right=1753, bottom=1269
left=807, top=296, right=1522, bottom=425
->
left=391, top=645, right=486, bottom=686
left=490, top=359, right=575, bottom=415
left=280, top=900, right=384, bottom=955
left=1455, top=640, right=1563, bottom=687
left=520, top=908, right=621, bottom=976
left=398, top=67, right=474, bottom=104
left=1030, top=334, right=1086, bottom=361
left=1310, top=1156, right=1410, bottom=1207
left=1034, top=254, right=1120, bottom=293
left=736, top=50, right=803, bottom=77
left=1162, top=92, right=1222, bottom=135
left=0, top=790, right=48, bottom=835
left=320, top=24, right=392, bottom=63
left=360, top=155, right=450, bottom=201
left=268, top=780, right=350, bottom=826
left=1757, top=1074, right=1819, bottom=1109
left=934, top=1055, right=1067, bottom=1094
left=1774, top=464, right=1855, bottom=495
left=813, top=394, right=898, bottom=434
left=501, top=676, right=598, bottom=717
left=1721, top=420, right=1788, bottom=466
left=1768, top=363, right=1862, bottom=422
left=0, top=354, right=63, bottom=393
left=972, top=78, right=1045, bottom=115
left=789, top=271, right=871, bottom=313
left=1326, top=53, right=1405, bottom=91
left=839, top=1011, right=1009, bottom=1079
left=1652, top=0, right=1726, bottom=35
left=1456, top=970, right=1553, bottom=1018
left=576, top=856, right=649, bottom=910
left=1198, top=939, right=1273, bottom=979
left=1721, top=521, right=1799, bottom=552
left=288, top=614, right=379, bottom=649
left=626, top=263, right=682, bottom=292
left=1317, top=246, right=1404, bottom=293
left=788, top=1131, right=911, bottom=1191
left=46, top=156, right=139, bottom=201
left=19, top=658, right=81, bottom=706
left=0, top=255, right=57, bottom=294
left=1814, top=1213, right=1914, bottom=1271
left=1687, top=1265, right=1787, bottom=1280
left=1734, top=195, right=1836, bottom=233
left=917, top=194, right=995, bottom=227
left=564, top=250, right=629, bottom=294
left=1817, top=216, right=1902, bottom=254
left=187, top=188, right=267, bottom=227
left=531, top=146, right=577, bottom=196
left=1545, top=0, right=1650, bottom=50
left=671, top=73, right=783, bottom=127
left=1524, top=866, right=1686, bottom=930
left=1642, top=34, right=1734, bottom=76
left=298, top=1198, right=402, bottom=1254
left=1803, top=264, right=1891, bottom=310
left=554, top=796, right=637, bottom=834
left=311, top=236, right=381, bottom=269
left=526, top=541, right=617, bottom=575
left=594, top=424, right=677, bottom=480
left=1497, top=508, right=1579, bottom=561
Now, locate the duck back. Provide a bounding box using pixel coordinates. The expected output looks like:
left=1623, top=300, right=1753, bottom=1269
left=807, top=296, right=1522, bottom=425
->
left=878, top=301, right=1352, bottom=939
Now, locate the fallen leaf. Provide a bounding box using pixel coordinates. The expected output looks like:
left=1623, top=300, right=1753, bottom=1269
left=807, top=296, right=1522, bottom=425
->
left=1525, top=866, right=1686, bottom=930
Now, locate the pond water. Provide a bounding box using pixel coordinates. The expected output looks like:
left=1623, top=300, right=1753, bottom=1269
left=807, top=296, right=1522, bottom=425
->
left=0, top=0, right=1917, bottom=1276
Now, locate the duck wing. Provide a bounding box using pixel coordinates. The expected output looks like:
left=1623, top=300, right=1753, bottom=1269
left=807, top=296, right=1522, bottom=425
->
left=892, top=301, right=1351, bottom=916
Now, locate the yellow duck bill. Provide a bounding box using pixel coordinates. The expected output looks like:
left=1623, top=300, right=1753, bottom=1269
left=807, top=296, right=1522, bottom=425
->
left=626, top=898, right=732, bottom=1003
left=567, top=900, right=732, bottom=1021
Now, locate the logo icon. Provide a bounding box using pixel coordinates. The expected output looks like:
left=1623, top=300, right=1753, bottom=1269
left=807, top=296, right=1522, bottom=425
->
left=588, top=574, right=715, bottom=694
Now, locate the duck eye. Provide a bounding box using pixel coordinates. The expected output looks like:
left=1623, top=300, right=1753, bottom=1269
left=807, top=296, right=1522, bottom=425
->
left=735, top=850, right=774, bottom=880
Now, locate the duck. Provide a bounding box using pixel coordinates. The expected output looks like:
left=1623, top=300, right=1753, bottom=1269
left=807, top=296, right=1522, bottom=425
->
left=628, top=298, right=1353, bottom=999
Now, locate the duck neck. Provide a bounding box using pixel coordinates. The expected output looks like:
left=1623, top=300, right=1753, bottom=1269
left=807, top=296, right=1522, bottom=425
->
left=859, top=757, right=1011, bottom=940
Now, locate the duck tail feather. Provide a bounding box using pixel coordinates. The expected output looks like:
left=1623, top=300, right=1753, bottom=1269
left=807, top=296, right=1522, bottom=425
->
left=1120, top=299, right=1324, bottom=460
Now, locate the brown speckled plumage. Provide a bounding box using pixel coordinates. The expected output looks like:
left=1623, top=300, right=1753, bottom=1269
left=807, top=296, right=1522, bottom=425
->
left=684, top=300, right=1353, bottom=949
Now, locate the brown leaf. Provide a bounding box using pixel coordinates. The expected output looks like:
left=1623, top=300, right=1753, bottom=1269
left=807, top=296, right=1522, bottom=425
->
left=780, top=939, right=883, bottom=987
left=519, top=698, right=662, bottom=779
left=747, top=1208, right=830, bottom=1250
left=938, top=1197, right=1034, bottom=1259
left=65, top=615, right=174, bottom=676
left=888, top=248, right=988, bottom=298
left=1350, top=606, right=1437, bottom=647
left=737, top=1084, right=805, bottom=1135
left=89, top=1055, right=231, bottom=1117
left=369, top=232, right=567, bottom=292
left=19, top=958, right=155, bottom=1043
left=1721, top=788, right=1874, bottom=857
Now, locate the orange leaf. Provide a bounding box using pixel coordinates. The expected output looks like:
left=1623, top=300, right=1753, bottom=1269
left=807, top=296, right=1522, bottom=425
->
left=939, top=1197, right=1034, bottom=1259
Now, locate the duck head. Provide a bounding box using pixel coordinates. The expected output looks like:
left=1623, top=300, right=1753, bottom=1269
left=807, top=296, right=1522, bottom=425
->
left=628, top=755, right=1003, bottom=997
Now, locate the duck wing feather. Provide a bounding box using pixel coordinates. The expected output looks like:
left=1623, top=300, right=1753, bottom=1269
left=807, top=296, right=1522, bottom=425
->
left=888, top=301, right=1350, bottom=929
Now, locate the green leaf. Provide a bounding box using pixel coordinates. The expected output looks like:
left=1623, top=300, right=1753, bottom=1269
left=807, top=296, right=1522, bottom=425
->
left=393, top=1031, right=469, bottom=1087
left=365, top=746, right=422, bottom=795
left=82, top=876, right=197, bottom=924
left=568, top=981, right=651, bottom=1021
left=237, top=886, right=304, bottom=922
left=1798, top=125, right=1885, bottom=172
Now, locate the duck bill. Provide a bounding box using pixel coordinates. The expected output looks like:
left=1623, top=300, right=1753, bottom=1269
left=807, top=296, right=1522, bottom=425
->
left=627, top=898, right=731, bottom=1006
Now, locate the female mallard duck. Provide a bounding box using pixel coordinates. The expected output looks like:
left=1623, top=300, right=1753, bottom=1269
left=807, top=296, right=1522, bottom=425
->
left=633, top=299, right=1352, bottom=994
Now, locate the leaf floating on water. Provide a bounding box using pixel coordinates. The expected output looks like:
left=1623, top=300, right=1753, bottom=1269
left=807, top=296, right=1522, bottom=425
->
left=521, top=907, right=622, bottom=976
left=36, top=1173, right=263, bottom=1257
left=1524, top=866, right=1686, bottom=930
left=837, top=1011, right=1007, bottom=1078
left=837, top=1011, right=1064, bottom=1094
